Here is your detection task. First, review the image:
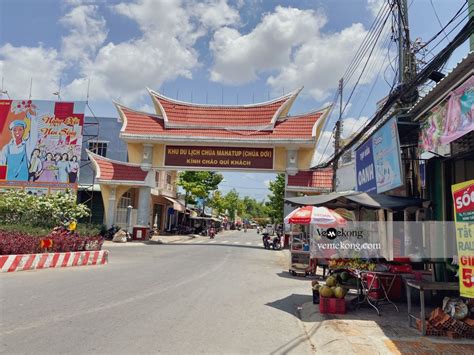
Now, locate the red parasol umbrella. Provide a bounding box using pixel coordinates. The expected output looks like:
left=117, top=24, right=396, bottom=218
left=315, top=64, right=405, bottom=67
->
left=284, top=205, right=347, bottom=226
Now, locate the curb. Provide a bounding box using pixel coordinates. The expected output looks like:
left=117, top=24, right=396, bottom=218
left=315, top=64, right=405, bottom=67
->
left=0, top=250, right=109, bottom=273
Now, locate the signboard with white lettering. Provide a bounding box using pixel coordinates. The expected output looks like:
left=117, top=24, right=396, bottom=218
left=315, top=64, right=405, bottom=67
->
left=356, top=117, right=403, bottom=193
left=164, top=146, right=274, bottom=170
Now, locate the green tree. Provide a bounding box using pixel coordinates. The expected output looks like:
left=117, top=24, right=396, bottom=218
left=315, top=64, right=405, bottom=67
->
left=222, top=189, right=241, bottom=221
left=241, top=196, right=268, bottom=220
left=267, top=173, right=285, bottom=223
left=208, top=190, right=225, bottom=215
left=178, top=171, right=223, bottom=213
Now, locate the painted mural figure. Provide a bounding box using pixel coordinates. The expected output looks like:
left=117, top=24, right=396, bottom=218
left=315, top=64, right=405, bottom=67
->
left=28, top=149, right=43, bottom=181
left=37, top=153, right=57, bottom=182
left=57, top=153, right=70, bottom=183
left=68, top=155, right=79, bottom=183
left=0, top=116, right=37, bottom=181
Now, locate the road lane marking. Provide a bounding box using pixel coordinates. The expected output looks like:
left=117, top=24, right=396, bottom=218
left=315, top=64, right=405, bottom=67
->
left=208, top=241, right=216, bottom=244
left=233, top=241, right=239, bottom=244
left=245, top=242, right=252, bottom=245
left=221, top=240, right=229, bottom=244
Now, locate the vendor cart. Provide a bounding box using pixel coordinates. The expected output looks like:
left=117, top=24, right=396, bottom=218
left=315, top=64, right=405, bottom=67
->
left=284, top=206, right=347, bottom=277
left=289, top=233, right=312, bottom=276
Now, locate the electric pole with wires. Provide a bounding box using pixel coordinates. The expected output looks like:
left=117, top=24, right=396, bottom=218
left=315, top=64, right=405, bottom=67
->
left=332, top=78, right=343, bottom=191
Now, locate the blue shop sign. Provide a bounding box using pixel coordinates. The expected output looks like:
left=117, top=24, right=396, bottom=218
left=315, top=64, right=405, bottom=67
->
left=356, top=117, right=403, bottom=193
left=356, top=139, right=377, bottom=193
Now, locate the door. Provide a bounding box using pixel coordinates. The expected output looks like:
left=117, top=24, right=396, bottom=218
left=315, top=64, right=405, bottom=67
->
left=153, top=204, right=163, bottom=231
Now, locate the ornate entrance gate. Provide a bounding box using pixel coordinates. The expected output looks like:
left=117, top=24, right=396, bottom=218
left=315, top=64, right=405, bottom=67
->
left=88, top=87, right=332, bottom=228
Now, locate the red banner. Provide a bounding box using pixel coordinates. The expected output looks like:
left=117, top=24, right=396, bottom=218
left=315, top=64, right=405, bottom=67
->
left=164, top=146, right=274, bottom=170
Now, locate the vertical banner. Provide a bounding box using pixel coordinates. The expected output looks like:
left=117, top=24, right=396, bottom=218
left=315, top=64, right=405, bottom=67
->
left=0, top=100, right=85, bottom=194
left=452, top=180, right=474, bottom=299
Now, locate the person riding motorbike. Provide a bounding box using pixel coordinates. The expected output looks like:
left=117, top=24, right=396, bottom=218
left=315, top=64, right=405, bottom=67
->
left=208, top=222, right=216, bottom=239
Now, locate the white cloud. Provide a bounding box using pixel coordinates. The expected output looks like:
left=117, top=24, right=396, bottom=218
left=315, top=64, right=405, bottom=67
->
left=0, top=44, right=65, bottom=99
left=267, top=22, right=383, bottom=101
left=209, top=6, right=386, bottom=101
left=190, top=0, right=240, bottom=30
left=311, top=130, right=334, bottom=167
left=366, top=0, right=385, bottom=17
left=2, top=0, right=240, bottom=104
left=65, top=0, right=240, bottom=103
left=60, top=5, right=107, bottom=63
left=341, top=116, right=369, bottom=139
left=210, top=6, right=325, bottom=84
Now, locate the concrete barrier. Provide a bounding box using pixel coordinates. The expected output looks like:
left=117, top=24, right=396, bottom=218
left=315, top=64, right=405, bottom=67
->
left=0, top=250, right=109, bottom=272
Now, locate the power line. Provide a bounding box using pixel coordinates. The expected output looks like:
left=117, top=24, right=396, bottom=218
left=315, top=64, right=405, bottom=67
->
left=414, top=1, right=468, bottom=53
left=429, top=0, right=452, bottom=43
left=316, top=16, right=474, bottom=168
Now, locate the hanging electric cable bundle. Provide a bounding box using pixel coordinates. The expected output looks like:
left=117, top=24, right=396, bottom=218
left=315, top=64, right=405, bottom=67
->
left=314, top=0, right=396, bottom=167
left=316, top=15, right=474, bottom=169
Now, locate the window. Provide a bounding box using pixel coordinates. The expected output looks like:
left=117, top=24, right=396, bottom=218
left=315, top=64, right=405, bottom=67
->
left=88, top=141, right=108, bottom=158
left=166, top=173, right=172, bottom=184
left=118, top=191, right=132, bottom=209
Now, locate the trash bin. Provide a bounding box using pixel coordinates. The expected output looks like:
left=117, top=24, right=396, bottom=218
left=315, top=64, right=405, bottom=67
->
left=132, top=226, right=149, bottom=240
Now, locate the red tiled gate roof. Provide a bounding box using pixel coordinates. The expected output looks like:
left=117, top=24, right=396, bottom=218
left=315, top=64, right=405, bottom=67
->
left=87, top=151, right=148, bottom=183
left=148, top=88, right=300, bottom=130
left=117, top=105, right=328, bottom=142
left=287, top=169, right=333, bottom=191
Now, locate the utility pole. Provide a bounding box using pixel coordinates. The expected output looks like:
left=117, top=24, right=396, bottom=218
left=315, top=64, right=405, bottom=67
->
left=332, top=78, right=343, bottom=192
left=397, top=0, right=414, bottom=85
left=469, top=0, right=474, bottom=51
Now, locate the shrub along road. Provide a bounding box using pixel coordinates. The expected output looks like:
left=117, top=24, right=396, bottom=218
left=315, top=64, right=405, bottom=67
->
left=0, top=230, right=315, bottom=354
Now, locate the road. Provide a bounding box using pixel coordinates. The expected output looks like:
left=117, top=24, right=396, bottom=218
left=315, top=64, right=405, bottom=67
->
left=1, top=230, right=315, bottom=354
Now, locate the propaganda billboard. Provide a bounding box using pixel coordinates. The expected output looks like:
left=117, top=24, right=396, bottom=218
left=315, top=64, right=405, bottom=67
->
left=0, top=99, right=85, bottom=194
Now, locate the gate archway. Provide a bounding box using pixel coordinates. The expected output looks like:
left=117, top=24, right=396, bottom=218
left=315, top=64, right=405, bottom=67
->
left=88, top=88, right=332, bottom=228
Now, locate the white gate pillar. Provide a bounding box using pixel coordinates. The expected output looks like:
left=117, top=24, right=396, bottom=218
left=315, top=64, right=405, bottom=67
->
left=137, top=186, right=151, bottom=226
left=106, top=185, right=117, bottom=228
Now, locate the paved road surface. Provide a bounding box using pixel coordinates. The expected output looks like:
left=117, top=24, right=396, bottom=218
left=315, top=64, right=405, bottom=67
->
left=1, top=230, right=315, bottom=354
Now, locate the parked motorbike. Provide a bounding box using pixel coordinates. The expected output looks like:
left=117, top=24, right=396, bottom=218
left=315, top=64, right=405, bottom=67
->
left=272, top=235, right=282, bottom=250
left=103, top=225, right=120, bottom=240
left=262, top=232, right=272, bottom=249
left=256, top=226, right=261, bottom=234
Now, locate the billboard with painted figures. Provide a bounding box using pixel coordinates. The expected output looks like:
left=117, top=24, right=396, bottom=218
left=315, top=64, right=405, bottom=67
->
left=0, top=99, right=85, bottom=194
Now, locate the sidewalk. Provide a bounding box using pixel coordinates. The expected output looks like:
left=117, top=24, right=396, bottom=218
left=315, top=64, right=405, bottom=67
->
left=298, top=295, right=474, bottom=354
left=292, top=284, right=474, bottom=354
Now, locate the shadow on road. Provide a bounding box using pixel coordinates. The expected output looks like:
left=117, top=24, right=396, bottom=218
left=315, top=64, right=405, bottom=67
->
left=276, top=271, right=322, bottom=282
left=151, top=242, right=265, bottom=251
left=265, top=293, right=312, bottom=318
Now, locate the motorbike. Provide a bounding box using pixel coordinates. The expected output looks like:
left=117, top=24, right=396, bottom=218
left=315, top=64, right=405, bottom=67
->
left=256, top=227, right=260, bottom=234
left=208, top=227, right=215, bottom=239
left=262, top=232, right=272, bottom=249
left=103, top=225, right=120, bottom=240
left=272, top=235, right=282, bottom=250
left=103, top=225, right=132, bottom=241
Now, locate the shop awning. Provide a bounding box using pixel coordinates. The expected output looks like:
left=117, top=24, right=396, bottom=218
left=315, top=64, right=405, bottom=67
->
left=163, top=196, right=186, bottom=212
left=285, top=191, right=425, bottom=210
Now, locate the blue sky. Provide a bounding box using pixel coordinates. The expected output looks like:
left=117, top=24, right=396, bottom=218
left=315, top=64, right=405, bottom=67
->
left=0, top=0, right=470, bottom=200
